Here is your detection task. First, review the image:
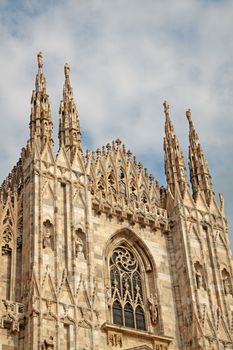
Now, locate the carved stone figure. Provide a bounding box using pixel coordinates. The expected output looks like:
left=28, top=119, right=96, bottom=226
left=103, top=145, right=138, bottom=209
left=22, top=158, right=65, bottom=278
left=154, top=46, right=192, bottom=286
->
left=222, top=269, right=232, bottom=295
left=148, top=293, right=158, bottom=325
left=43, top=220, right=53, bottom=250
left=219, top=193, right=225, bottom=212
left=194, top=262, right=205, bottom=290
left=196, top=270, right=203, bottom=289
left=37, top=51, right=43, bottom=68
left=75, top=235, right=85, bottom=259
left=41, top=336, right=54, bottom=349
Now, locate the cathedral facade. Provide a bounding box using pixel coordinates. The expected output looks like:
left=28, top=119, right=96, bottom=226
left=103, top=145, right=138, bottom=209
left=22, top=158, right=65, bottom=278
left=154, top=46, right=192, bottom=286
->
left=0, top=53, right=232, bottom=350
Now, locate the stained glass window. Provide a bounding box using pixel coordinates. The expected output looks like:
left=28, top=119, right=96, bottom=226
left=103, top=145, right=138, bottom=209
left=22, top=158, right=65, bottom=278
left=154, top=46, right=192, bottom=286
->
left=110, top=245, right=146, bottom=330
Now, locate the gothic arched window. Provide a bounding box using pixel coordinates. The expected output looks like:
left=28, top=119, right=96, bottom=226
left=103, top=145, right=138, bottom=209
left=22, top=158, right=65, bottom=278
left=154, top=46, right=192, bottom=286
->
left=110, top=244, right=146, bottom=330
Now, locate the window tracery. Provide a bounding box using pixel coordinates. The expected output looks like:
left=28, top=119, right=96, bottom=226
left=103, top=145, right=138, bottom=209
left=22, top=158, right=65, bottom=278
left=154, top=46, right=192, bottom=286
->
left=110, top=245, right=146, bottom=330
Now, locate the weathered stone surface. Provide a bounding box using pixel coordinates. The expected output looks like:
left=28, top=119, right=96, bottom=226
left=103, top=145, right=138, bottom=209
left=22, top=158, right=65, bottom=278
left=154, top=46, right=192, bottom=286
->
left=0, top=54, right=232, bottom=350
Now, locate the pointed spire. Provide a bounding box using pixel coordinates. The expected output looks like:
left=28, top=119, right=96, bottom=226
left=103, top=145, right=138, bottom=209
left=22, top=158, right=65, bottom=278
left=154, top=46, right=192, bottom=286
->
left=59, top=63, right=82, bottom=159
left=30, top=52, right=53, bottom=152
left=163, top=101, right=188, bottom=197
left=186, top=109, right=213, bottom=204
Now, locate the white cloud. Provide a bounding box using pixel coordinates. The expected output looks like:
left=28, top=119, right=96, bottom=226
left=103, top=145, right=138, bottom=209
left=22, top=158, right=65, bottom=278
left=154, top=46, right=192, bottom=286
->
left=0, top=0, right=232, bottom=240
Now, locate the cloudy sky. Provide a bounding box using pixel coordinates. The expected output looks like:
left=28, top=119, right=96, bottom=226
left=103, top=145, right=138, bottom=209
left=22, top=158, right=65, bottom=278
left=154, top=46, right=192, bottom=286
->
left=0, top=0, right=232, bottom=243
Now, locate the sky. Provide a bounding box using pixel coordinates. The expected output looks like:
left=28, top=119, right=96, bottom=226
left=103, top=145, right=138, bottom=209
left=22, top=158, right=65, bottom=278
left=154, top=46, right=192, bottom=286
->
left=0, top=0, right=232, bottom=244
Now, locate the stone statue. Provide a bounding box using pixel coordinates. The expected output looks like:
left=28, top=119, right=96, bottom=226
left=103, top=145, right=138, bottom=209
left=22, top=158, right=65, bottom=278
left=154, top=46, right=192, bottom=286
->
left=219, top=193, right=225, bottom=213
left=196, top=270, right=203, bottom=289
left=194, top=262, right=205, bottom=290
left=222, top=270, right=231, bottom=295
left=186, top=109, right=192, bottom=122
left=37, top=52, right=43, bottom=68
left=75, top=235, right=85, bottom=259
left=43, top=221, right=53, bottom=250
left=148, top=293, right=158, bottom=325
left=64, top=63, right=70, bottom=78
left=163, top=100, right=169, bottom=117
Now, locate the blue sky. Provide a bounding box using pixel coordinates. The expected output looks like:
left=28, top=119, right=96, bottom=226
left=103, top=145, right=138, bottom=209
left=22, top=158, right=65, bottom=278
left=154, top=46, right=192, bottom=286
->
left=0, top=0, right=233, bottom=244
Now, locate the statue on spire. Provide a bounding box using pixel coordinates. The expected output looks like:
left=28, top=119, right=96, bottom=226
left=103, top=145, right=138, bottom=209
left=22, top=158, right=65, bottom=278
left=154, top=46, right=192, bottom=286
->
left=163, top=100, right=170, bottom=117
left=37, top=52, right=43, bottom=68
left=64, top=63, right=70, bottom=78
left=186, top=108, right=192, bottom=123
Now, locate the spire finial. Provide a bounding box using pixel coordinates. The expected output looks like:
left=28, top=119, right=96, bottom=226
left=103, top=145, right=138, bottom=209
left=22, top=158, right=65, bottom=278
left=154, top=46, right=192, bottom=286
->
left=37, top=52, right=43, bottom=68
left=186, top=109, right=192, bottom=123
left=64, top=63, right=70, bottom=78
left=163, top=100, right=169, bottom=117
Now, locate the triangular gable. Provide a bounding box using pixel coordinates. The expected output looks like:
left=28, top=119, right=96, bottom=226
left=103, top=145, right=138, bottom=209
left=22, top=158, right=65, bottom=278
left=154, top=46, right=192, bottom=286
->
left=71, top=148, right=85, bottom=173
left=30, top=269, right=40, bottom=297
left=56, top=146, right=71, bottom=169
left=42, top=181, right=55, bottom=202
left=73, top=189, right=86, bottom=210
left=58, top=277, right=75, bottom=305
left=218, top=317, right=232, bottom=341
left=166, top=186, right=174, bottom=210
left=204, top=314, right=216, bottom=338
left=209, top=196, right=221, bottom=216
left=33, top=139, right=41, bottom=160
left=76, top=280, right=91, bottom=309
left=216, top=232, right=227, bottom=249
left=195, top=191, right=209, bottom=211
left=174, top=185, right=182, bottom=206
left=42, top=272, right=57, bottom=301
left=41, top=143, right=55, bottom=164
left=183, top=186, right=195, bottom=207
left=191, top=226, right=201, bottom=243
left=192, top=313, right=204, bottom=338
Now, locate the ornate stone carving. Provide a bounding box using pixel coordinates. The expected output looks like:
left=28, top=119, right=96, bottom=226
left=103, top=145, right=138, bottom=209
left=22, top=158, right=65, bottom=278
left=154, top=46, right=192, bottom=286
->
left=155, top=344, right=168, bottom=350
left=2, top=228, right=12, bottom=254
left=0, top=300, right=25, bottom=332
left=107, top=331, right=123, bottom=347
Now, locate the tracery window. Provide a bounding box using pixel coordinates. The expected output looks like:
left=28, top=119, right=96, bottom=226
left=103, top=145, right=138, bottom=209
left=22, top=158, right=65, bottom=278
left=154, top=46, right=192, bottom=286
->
left=110, top=245, right=146, bottom=330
